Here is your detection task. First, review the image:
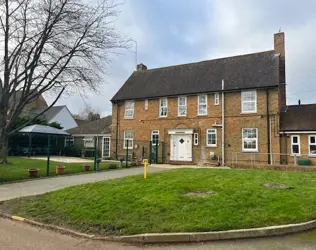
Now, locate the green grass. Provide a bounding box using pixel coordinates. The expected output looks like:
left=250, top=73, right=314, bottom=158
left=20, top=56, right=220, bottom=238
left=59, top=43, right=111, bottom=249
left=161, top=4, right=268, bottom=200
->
left=0, top=157, right=120, bottom=184
left=2, top=168, right=316, bottom=236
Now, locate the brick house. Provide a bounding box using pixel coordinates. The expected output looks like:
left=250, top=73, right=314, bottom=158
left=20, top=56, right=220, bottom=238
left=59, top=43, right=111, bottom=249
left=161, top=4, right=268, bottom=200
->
left=110, top=32, right=287, bottom=165
left=280, top=104, right=316, bottom=165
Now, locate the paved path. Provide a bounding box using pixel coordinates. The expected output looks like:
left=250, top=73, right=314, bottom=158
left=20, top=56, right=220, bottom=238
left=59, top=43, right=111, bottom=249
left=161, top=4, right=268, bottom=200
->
left=0, top=167, right=168, bottom=201
left=1, top=218, right=316, bottom=250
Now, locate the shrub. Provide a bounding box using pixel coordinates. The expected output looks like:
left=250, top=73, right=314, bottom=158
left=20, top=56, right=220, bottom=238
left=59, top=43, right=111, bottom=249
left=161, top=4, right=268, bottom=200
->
left=108, top=163, right=118, bottom=169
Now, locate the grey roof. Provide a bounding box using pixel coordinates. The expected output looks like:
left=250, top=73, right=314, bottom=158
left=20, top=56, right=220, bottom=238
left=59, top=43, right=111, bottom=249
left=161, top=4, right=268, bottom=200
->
left=67, top=116, right=112, bottom=135
left=29, top=106, right=65, bottom=121
left=19, top=124, right=69, bottom=135
left=280, top=104, right=316, bottom=131
left=111, top=50, right=280, bottom=102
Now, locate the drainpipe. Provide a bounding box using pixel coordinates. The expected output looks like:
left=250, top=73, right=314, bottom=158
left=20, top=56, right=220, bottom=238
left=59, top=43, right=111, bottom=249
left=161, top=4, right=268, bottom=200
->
left=266, top=89, right=271, bottom=164
left=221, top=79, right=225, bottom=166
left=115, top=102, right=119, bottom=160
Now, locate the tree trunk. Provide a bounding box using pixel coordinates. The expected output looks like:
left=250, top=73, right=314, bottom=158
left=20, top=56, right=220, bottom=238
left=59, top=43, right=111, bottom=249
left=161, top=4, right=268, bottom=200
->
left=0, top=130, right=9, bottom=163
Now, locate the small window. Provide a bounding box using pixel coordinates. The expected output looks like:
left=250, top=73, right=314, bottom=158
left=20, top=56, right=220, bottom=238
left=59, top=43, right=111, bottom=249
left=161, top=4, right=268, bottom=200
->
left=242, top=128, right=258, bottom=152
left=194, top=133, right=199, bottom=145
left=214, top=93, right=219, bottom=105
left=206, top=129, right=217, bottom=147
left=124, top=100, right=134, bottom=119
left=159, top=98, right=168, bottom=117
left=124, top=130, right=134, bottom=149
left=291, top=135, right=300, bottom=155
left=178, top=96, right=187, bottom=116
left=241, top=90, right=257, bottom=113
left=309, top=136, right=316, bottom=156
left=83, top=137, right=94, bottom=148
left=145, top=99, right=148, bottom=110
left=65, top=137, right=74, bottom=147
left=198, top=95, right=207, bottom=115
left=151, top=130, right=159, bottom=145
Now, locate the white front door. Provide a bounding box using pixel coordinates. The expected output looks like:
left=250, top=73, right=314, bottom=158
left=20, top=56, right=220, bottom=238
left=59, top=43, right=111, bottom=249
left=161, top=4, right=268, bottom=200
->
left=170, top=134, right=192, bottom=161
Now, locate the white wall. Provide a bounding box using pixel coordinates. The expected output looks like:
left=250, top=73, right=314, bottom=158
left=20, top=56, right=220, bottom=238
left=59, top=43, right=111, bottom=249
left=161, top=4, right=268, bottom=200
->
left=49, top=106, right=77, bottom=130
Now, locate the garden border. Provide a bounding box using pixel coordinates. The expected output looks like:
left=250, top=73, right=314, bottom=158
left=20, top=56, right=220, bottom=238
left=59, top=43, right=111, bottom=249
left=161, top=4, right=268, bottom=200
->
left=1, top=212, right=316, bottom=243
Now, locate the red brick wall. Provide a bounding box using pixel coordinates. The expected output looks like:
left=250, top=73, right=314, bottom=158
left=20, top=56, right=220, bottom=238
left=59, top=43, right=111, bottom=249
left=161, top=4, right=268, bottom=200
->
left=111, top=88, right=281, bottom=164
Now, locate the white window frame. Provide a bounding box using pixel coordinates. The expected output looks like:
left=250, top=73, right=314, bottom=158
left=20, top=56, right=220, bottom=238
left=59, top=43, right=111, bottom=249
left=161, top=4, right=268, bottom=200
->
left=64, top=137, right=74, bottom=147
left=291, top=135, right=301, bottom=155
left=151, top=130, right=160, bottom=145
left=124, top=100, right=134, bottom=119
left=206, top=129, right=217, bottom=147
left=309, top=135, right=316, bottom=156
left=145, top=99, right=148, bottom=110
left=198, top=94, right=207, bottom=115
left=159, top=98, right=168, bottom=117
left=241, top=90, right=257, bottom=113
left=242, top=128, right=258, bottom=152
left=178, top=96, right=187, bottom=116
left=123, top=130, right=134, bottom=149
left=83, top=137, right=95, bottom=148
left=102, top=136, right=111, bottom=158
left=193, top=133, right=199, bottom=146
left=214, top=93, right=219, bottom=105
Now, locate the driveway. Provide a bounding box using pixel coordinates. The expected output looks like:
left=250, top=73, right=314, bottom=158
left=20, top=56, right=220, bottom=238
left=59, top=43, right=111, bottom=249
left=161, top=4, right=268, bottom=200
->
left=0, top=166, right=168, bottom=201
left=1, top=217, right=316, bottom=250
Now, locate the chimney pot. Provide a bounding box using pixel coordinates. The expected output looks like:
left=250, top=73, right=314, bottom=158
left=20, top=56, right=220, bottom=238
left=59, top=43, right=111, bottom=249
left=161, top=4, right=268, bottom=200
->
left=298, top=99, right=301, bottom=105
left=137, top=63, right=147, bottom=71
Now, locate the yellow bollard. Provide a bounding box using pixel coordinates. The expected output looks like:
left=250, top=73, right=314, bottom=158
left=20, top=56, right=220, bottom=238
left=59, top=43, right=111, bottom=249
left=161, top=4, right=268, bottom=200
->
left=143, top=159, right=148, bottom=179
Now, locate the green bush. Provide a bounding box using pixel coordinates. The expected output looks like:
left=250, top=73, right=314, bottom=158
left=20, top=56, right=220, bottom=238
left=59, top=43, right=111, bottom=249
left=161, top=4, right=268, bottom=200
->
left=108, top=163, right=118, bottom=169
left=63, top=146, right=81, bottom=157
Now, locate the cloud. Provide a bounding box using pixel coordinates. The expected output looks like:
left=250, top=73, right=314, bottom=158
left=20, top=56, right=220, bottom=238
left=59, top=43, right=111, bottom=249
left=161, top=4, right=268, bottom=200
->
left=46, top=0, right=316, bottom=115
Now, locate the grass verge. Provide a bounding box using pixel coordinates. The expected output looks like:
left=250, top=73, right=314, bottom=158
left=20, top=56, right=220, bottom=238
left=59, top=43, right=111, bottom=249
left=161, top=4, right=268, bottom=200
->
left=0, top=157, right=121, bottom=184
left=1, top=168, right=316, bottom=235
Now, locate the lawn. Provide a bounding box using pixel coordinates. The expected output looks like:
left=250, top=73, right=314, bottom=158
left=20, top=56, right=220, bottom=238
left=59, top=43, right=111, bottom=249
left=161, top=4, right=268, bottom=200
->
left=0, top=157, right=120, bottom=184
left=2, top=168, right=316, bottom=236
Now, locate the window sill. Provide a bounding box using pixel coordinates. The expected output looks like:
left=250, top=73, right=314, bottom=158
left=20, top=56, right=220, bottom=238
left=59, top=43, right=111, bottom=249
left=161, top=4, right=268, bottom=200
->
left=159, top=116, right=168, bottom=118
left=124, top=117, right=134, bottom=120
left=291, top=154, right=301, bottom=157
left=241, top=111, right=257, bottom=114
left=206, top=145, right=217, bottom=148
left=197, top=114, right=208, bottom=116
left=308, top=154, right=316, bottom=157
left=242, top=150, right=259, bottom=153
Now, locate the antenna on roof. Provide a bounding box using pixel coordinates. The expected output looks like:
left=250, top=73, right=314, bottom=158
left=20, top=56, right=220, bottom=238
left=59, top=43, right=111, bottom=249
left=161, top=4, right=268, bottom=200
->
left=278, top=27, right=282, bottom=33
left=298, top=99, right=301, bottom=105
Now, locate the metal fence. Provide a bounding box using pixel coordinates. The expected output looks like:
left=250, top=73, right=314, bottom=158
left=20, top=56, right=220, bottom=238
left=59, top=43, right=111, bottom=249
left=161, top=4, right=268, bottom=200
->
left=232, top=152, right=314, bottom=166
left=111, top=139, right=166, bottom=165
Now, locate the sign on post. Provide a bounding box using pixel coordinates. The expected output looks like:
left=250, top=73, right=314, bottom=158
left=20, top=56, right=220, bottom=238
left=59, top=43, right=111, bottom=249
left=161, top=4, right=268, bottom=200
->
left=143, top=159, right=148, bottom=179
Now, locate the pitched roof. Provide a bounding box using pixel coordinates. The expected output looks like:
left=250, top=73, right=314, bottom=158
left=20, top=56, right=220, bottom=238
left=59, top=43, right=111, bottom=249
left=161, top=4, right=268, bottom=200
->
left=67, top=116, right=112, bottom=135
left=111, top=50, right=280, bottom=101
left=280, top=104, right=316, bottom=131
left=29, top=106, right=65, bottom=121
left=74, top=119, right=88, bottom=126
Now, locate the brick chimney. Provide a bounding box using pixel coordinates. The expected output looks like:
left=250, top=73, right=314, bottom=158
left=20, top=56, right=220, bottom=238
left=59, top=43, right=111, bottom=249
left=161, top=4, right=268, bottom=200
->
left=274, top=32, right=286, bottom=111
left=137, top=63, right=147, bottom=71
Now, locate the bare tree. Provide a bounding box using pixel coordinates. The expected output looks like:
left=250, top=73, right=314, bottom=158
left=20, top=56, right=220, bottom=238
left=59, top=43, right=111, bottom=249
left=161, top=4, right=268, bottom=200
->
left=0, top=0, right=130, bottom=163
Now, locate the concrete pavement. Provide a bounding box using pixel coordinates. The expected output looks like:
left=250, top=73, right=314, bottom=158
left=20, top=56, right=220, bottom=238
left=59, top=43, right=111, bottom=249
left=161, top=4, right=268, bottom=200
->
left=1, top=218, right=316, bottom=250
left=0, top=166, right=168, bottom=201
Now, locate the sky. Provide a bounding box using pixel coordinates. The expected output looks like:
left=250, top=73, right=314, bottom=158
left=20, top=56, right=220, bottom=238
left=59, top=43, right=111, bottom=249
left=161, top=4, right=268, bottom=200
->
left=46, top=0, right=316, bottom=117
